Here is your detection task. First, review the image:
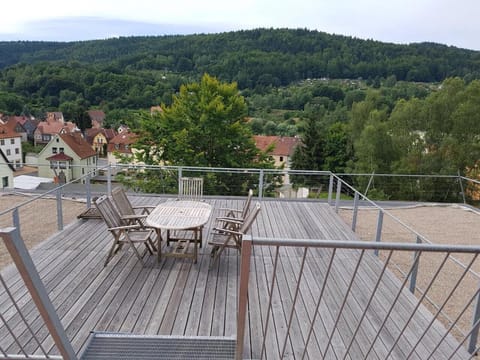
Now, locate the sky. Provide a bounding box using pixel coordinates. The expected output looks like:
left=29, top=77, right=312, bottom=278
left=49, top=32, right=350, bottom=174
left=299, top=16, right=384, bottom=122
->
left=1, top=0, right=479, bottom=51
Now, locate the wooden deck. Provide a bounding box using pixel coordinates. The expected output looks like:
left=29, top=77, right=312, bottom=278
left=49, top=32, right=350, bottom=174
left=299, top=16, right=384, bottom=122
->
left=0, top=196, right=470, bottom=359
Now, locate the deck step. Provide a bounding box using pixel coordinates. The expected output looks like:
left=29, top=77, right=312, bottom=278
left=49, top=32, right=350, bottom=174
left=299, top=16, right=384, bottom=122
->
left=80, top=332, right=236, bottom=360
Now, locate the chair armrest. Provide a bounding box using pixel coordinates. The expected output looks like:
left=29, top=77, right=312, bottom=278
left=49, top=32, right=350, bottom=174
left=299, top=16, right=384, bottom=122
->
left=108, top=224, right=142, bottom=231
left=218, top=207, right=241, bottom=213
left=212, top=227, right=243, bottom=236
left=121, top=214, right=147, bottom=220
left=215, top=217, right=244, bottom=224
left=132, top=205, right=155, bottom=214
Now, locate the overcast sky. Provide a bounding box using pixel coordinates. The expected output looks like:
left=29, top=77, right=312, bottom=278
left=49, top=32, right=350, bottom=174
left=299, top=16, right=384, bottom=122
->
left=1, top=0, right=479, bottom=50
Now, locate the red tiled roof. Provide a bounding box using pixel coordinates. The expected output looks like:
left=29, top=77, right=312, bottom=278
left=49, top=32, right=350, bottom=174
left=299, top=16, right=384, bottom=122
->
left=0, top=123, right=22, bottom=139
left=46, top=152, right=73, bottom=161
left=107, top=132, right=137, bottom=154
left=253, top=135, right=300, bottom=156
left=59, top=133, right=97, bottom=159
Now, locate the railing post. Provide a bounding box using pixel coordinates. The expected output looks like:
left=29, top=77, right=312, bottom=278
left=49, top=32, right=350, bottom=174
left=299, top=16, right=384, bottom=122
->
left=56, top=187, right=63, bottom=231
left=409, top=235, right=422, bottom=293
left=328, top=174, right=334, bottom=205
left=86, top=173, right=92, bottom=209
left=458, top=170, right=466, bottom=204
left=236, top=236, right=252, bottom=360
left=374, top=210, right=383, bottom=256
left=335, top=178, right=342, bottom=213
left=178, top=167, right=183, bottom=197
left=12, top=207, right=20, bottom=234
left=107, top=165, right=112, bottom=195
left=468, top=283, right=480, bottom=354
left=258, top=169, right=264, bottom=200
left=0, top=227, right=78, bottom=360
left=352, top=191, right=359, bottom=232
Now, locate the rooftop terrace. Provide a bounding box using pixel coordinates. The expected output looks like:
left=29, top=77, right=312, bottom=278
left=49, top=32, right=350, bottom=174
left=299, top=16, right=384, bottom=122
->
left=1, top=167, right=480, bottom=359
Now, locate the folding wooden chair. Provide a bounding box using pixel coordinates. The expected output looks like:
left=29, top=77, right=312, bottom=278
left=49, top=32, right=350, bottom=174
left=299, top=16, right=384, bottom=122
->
left=178, top=177, right=203, bottom=200
left=111, top=187, right=155, bottom=227
left=95, top=195, right=157, bottom=267
left=216, top=189, right=253, bottom=228
left=208, top=202, right=261, bottom=267
left=168, top=177, right=205, bottom=248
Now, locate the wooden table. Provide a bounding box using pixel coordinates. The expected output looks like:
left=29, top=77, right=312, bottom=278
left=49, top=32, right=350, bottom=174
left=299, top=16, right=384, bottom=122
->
left=145, top=200, right=212, bottom=263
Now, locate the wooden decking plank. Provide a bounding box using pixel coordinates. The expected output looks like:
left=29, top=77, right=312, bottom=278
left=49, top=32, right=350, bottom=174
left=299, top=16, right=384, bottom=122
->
left=183, top=247, right=211, bottom=336
left=157, top=260, right=192, bottom=334
left=269, top=200, right=352, bottom=359
left=171, top=251, right=208, bottom=335
left=266, top=201, right=325, bottom=360
left=0, top=225, right=110, bottom=353
left=211, top=251, right=229, bottom=336
left=63, top=253, right=137, bottom=349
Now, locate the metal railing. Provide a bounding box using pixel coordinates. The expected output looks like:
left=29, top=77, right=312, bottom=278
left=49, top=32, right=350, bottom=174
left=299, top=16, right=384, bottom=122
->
left=237, top=237, right=480, bottom=360
left=0, top=227, right=77, bottom=360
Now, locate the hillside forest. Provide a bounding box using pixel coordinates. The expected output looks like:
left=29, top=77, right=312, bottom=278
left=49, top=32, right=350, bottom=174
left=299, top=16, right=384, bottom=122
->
left=1, top=28, right=480, bottom=200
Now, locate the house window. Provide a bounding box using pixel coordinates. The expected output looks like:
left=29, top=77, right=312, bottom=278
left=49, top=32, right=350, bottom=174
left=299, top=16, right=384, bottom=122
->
left=59, top=147, right=64, bottom=153
left=10, top=139, right=14, bottom=144
left=52, top=147, right=57, bottom=154
left=0, top=140, right=4, bottom=146
left=6, top=149, right=10, bottom=156
left=115, top=144, right=119, bottom=150
left=15, top=148, right=19, bottom=154
left=279, top=156, right=284, bottom=162
left=2, top=176, right=8, bottom=188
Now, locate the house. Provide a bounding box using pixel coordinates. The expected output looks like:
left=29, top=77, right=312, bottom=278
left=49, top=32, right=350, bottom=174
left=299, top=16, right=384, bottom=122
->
left=87, top=110, right=106, bottom=129
left=0, top=148, right=14, bottom=189
left=253, top=135, right=300, bottom=169
left=37, top=133, right=98, bottom=183
left=254, top=135, right=301, bottom=186
left=0, top=123, right=23, bottom=169
left=85, top=128, right=117, bottom=156
left=4, top=116, right=29, bottom=142
left=9, top=116, right=39, bottom=143
left=33, top=112, right=79, bottom=146
left=107, top=131, right=138, bottom=165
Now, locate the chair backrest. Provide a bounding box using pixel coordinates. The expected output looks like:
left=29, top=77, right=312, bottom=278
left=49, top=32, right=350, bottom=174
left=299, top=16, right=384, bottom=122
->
left=95, top=195, right=123, bottom=229
left=240, top=189, right=254, bottom=219
left=179, top=177, right=203, bottom=200
left=111, top=187, right=135, bottom=216
left=239, top=202, right=261, bottom=235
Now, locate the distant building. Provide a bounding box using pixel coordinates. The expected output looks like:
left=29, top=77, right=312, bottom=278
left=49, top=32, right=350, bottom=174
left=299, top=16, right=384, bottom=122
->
left=11, top=116, right=39, bottom=143
left=107, top=131, right=138, bottom=165
left=253, top=135, right=301, bottom=185
left=34, top=112, right=79, bottom=146
left=85, top=127, right=117, bottom=156
left=4, top=116, right=29, bottom=142
left=0, top=148, right=15, bottom=189
left=253, top=135, right=300, bottom=168
left=0, top=122, right=23, bottom=169
left=37, top=133, right=98, bottom=183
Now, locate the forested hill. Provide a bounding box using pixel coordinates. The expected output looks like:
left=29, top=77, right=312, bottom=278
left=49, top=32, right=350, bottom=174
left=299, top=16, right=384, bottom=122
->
left=1, top=28, right=480, bottom=86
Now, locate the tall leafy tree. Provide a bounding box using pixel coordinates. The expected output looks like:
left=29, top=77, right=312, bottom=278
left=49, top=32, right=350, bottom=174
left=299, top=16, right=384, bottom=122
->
left=134, top=73, right=260, bottom=168
left=128, top=74, right=274, bottom=194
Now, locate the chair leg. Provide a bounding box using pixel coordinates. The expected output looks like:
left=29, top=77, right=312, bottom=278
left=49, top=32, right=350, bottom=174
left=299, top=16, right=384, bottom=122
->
left=104, top=237, right=121, bottom=267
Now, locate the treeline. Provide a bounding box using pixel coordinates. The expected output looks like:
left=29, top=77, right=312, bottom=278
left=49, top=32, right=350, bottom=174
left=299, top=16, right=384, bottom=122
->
left=2, top=28, right=480, bottom=87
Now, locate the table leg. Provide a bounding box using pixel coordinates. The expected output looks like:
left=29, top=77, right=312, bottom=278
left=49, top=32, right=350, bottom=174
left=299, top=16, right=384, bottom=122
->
left=156, top=228, right=162, bottom=263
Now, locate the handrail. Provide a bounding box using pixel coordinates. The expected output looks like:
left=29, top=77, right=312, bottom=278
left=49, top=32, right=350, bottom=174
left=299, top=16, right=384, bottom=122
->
left=0, top=227, right=77, bottom=360
left=237, top=236, right=480, bottom=358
